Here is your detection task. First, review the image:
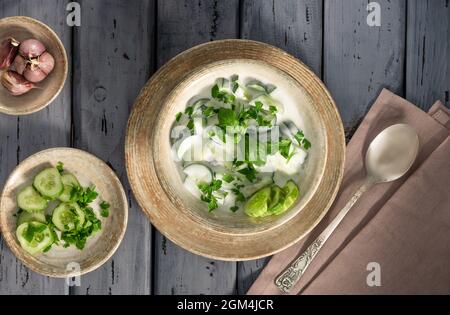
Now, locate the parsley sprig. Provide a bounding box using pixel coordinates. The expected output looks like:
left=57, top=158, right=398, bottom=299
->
left=198, top=179, right=222, bottom=212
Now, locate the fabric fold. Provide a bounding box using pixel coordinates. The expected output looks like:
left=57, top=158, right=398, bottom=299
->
left=248, top=89, right=450, bottom=295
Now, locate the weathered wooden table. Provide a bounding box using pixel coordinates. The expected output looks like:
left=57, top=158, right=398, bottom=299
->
left=0, top=0, right=448, bottom=295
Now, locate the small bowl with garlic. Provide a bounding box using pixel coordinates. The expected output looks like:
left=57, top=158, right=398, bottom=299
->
left=0, top=16, right=68, bottom=115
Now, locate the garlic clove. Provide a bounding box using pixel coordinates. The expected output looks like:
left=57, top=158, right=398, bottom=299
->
left=23, top=64, right=47, bottom=83
left=1, top=70, right=35, bottom=96
left=19, top=39, right=46, bottom=59
left=12, top=54, right=28, bottom=75
left=0, top=37, right=20, bottom=70
left=37, top=52, right=55, bottom=75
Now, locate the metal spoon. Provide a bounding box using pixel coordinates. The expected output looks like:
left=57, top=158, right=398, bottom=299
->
left=275, top=123, right=420, bottom=293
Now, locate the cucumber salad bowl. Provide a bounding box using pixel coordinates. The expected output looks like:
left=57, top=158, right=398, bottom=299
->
left=0, top=148, right=128, bottom=277
left=126, top=40, right=345, bottom=260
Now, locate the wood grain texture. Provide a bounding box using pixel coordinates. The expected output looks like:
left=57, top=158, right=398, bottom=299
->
left=241, top=0, right=323, bottom=75
left=406, top=0, right=449, bottom=110
left=71, top=0, right=154, bottom=295
left=154, top=0, right=239, bottom=295
left=324, top=0, right=406, bottom=127
left=238, top=0, right=323, bottom=294
left=0, top=0, right=71, bottom=295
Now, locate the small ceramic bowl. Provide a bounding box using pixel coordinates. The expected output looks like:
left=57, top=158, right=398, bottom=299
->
left=0, top=148, right=128, bottom=278
left=0, top=16, right=68, bottom=115
left=126, top=40, right=345, bottom=260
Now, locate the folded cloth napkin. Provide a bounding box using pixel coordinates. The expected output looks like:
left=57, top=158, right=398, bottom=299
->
left=248, top=89, right=450, bottom=295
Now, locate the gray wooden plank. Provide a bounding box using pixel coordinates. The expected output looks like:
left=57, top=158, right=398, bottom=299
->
left=238, top=0, right=323, bottom=294
left=241, top=0, right=323, bottom=75
left=71, top=0, right=154, bottom=295
left=154, top=0, right=239, bottom=295
left=406, top=0, right=449, bottom=110
left=0, top=0, right=71, bottom=294
left=324, top=0, right=406, bottom=128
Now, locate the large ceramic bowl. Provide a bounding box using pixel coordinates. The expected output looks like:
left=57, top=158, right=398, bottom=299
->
left=0, top=148, right=128, bottom=277
left=0, top=16, right=68, bottom=115
left=126, top=40, right=345, bottom=260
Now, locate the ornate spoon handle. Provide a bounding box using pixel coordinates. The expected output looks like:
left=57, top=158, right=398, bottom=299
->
left=275, top=179, right=373, bottom=293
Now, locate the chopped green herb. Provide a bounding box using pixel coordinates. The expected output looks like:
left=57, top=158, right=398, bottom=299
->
left=70, top=186, right=99, bottom=208
left=269, top=105, right=278, bottom=114
left=222, top=173, right=235, bottom=183
left=211, top=84, right=220, bottom=99
left=230, top=206, right=239, bottom=212
left=56, top=161, right=64, bottom=174
left=294, top=131, right=312, bottom=150
left=279, top=138, right=294, bottom=160
left=218, top=108, right=237, bottom=127
left=186, top=119, right=195, bottom=133
left=185, top=106, right=194, bottom=116
left=203, top=106, right=215, bottom=117
left=175, top=112, right=182, bottom=122
left=198, top=180, right=223, bottom=212
left=238, top=165, right=257, bottom=182
left=61, top=206, right=101, bottom=250
left=100, top=201, right=110, bottom=218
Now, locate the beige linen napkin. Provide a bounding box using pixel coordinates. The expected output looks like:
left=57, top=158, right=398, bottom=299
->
left=248, top=89, right=450, bottom=295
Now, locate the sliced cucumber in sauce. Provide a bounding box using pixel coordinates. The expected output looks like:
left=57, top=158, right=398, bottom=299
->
left=33, top=168, right=63, bottom=199
left=16, top=211, right=46, bottom=226
left=58, top=173, right=80, bottom=202
left=52, top=202, right=85, bottom=232
left=183, top=163, right=213, bottom=184
left=17, top=186, right=48, bottom=213
left=16, top=222, right=54, bottom=255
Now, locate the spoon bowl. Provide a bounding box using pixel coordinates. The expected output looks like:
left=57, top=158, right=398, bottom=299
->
left=365, top=124, right=419, bottom=183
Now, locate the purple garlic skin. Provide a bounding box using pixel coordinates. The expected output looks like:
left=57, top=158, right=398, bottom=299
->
left=19, top=39, right=46, bottom=59
left=1, top=70, right=35, bottom=96
left=0, top=37, right=20, bottom=70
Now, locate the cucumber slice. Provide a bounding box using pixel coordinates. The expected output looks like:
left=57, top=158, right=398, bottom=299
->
left=244, top=187, right=271, bottom=218
left=191, top=98, right=210, bottom=114
left=282, top=180, right=299, bottom=209
left=52, top=202, right=85, bottom=232
left=246, top=81, right=267, bottom=93
left=192, top=116, right=205, bottom=136
left=33, top=168, right=63, bottom=199
left=271, top=180, right=300, bottom=215
left=183, top=163, right=213, bottom=184
left=16, top=222, right=54, bottom=255
left=58, top=173, right=80, bottom=202
left=17, top=211, right=46, bottom=226
left=216, top=77, right=230, bottom=92
left=17, top=186, right=48, bottom=213
left=268, top=185, right=283, bottom=210
left=177, top=135, right=204, bottom=161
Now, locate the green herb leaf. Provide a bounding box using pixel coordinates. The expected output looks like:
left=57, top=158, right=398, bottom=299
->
left=198, top=180, right=223, bottom=212
left=269, top=105, right=278, bottom=114
left=100, top=201, right=110, bottom=218
left=56, top=162, right=64, bottom=174
left=293, top=131, right=312, bottom=150
left=230, top=206, right=239, bottom=212
left=279, top=138, right=293, bottom=160
left=185, top=106, right=194, bottom=116
left=186, top=119, right=195, bottom=133
left=175, top=112, right=182, bottom=122
left=218, top=108, right=237, bottom=127
left=222, top=173, right=235, bottom=183
left=211, top=84, right=220, bottom=99
left=238, top=164, right=257, bottom=182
